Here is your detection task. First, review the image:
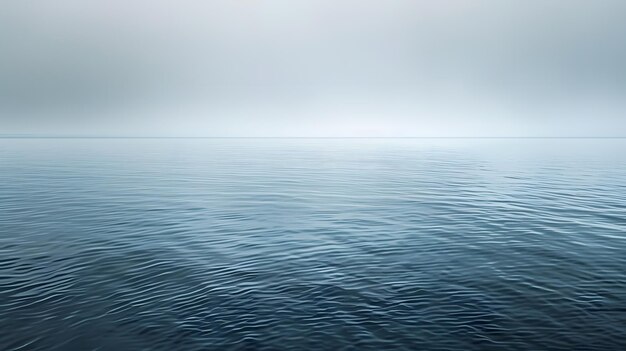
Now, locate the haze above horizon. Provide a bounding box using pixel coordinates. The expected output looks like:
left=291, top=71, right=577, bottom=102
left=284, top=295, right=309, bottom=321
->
left=1, top=1, right=625, bottom=137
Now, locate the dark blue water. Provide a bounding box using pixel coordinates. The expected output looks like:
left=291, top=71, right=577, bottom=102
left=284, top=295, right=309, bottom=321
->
left=1, top=138, right=625, bottom=350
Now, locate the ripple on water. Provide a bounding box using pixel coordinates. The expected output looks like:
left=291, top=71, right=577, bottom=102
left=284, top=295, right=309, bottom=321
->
left=1, top=139, right=626, bottom=350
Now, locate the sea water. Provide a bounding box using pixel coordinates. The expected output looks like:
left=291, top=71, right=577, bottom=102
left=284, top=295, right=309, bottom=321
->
left=1, top=138, right=625, bottom=350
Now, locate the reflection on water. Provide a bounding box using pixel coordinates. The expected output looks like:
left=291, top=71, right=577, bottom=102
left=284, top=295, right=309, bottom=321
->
left=1, top=138, right=625, bottom=350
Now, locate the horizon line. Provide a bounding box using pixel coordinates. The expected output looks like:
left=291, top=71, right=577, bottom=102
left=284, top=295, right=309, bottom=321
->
left=1, top=136, right=626, bottom=139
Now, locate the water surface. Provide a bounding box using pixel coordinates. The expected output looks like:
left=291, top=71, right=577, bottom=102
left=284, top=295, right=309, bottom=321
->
left=1, top=138, right=625, bottom=350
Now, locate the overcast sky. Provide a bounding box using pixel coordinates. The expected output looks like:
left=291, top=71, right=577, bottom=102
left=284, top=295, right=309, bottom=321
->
left=1, top=0, right=625, bottom=137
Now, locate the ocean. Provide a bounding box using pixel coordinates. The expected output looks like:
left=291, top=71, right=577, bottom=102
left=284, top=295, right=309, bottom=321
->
left=1, top=138, right=625, bottom=350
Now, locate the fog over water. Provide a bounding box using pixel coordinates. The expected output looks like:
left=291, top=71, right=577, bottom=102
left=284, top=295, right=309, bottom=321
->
left=2, top=4, right=626, bottom=348
left=1, top=1, right=626, bottom=137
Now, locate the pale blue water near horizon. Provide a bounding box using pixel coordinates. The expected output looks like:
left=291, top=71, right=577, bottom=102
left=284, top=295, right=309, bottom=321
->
left=1, top=138, right=626, bottom=350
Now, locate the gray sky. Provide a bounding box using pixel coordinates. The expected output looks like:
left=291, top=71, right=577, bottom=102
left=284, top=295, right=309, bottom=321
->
left=1, top=0, right=625, bottom=137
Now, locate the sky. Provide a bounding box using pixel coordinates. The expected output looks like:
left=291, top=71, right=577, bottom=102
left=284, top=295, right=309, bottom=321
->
left=1, top=0, right=625, bottom=137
